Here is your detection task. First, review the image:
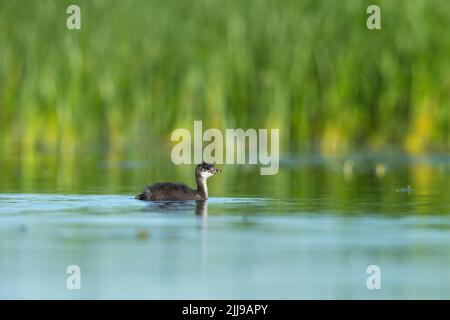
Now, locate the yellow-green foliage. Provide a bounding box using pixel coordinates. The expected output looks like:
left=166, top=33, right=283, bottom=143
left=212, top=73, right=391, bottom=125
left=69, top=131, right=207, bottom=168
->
left=0, top=0, right=449, bottom=157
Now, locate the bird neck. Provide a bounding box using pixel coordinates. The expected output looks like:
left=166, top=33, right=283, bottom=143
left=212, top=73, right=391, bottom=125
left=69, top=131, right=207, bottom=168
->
left=196, top=174, right=208, bottom=199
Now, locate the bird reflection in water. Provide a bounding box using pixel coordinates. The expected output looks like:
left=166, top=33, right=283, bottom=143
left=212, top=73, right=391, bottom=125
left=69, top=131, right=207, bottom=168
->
left=142, top=200, right=208, bottom=216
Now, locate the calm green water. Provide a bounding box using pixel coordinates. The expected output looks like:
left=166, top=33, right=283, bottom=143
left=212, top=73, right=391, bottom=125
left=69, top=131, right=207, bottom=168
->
left=0, top=153, right=449, bottom=299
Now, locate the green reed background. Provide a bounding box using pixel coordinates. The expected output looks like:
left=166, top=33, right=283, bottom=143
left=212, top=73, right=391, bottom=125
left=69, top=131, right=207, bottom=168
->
left=0, top=0, right=449, bottom=195
left=1, top=0, right=449, bottom=154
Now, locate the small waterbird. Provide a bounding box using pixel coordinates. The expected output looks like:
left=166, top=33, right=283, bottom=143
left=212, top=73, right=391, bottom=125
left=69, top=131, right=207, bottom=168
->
left=135, top=162, right=221, bottom=201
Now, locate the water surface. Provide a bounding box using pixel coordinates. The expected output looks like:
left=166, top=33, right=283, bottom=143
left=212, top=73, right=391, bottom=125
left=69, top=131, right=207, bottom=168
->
left=0, top=153, right=449, bottom=299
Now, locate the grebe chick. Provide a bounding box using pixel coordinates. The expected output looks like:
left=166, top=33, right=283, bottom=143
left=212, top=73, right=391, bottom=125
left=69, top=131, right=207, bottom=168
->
left=135, top=162, right=221, bottom=201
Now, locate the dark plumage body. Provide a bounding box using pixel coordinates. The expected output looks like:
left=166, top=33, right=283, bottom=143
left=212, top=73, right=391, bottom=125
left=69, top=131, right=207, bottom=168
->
left=135, top=162, right=221, bottom=201
left=136, top=182, right=204, bottom=201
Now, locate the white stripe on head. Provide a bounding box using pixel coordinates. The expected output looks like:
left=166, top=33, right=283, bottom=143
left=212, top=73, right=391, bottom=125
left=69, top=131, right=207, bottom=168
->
left=200, top=171, right=213, bottom=179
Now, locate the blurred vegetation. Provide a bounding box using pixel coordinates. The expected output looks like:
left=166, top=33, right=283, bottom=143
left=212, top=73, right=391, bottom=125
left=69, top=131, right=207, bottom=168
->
left=0, top=0, right=449, bottom=194
left=0, top=0, right=449, bottom=155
